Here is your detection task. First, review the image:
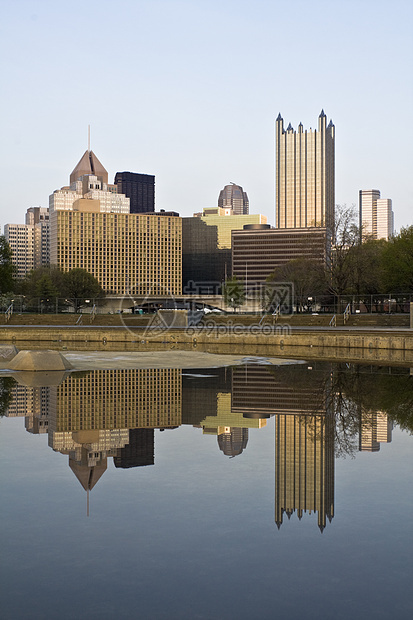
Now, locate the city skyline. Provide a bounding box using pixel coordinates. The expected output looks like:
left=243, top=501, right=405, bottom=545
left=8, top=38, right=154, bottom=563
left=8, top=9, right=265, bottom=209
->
left=1, top=1, right=411, bottom=233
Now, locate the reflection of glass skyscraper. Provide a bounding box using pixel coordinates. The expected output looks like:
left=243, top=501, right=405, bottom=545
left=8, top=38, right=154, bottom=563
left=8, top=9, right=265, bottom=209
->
left=218, top=427, right=248, bottom=458
left=275, top=414, right=335, bottom=532
left=233, top=364, right=336, bottom=531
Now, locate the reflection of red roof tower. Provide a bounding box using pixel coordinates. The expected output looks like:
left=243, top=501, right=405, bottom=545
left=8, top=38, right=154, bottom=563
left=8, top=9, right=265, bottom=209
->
left=70, top=150, right=108, bottom=184
left=69, top=448, right=108, bottom=517
left=69, top=455, right=107, bottom=491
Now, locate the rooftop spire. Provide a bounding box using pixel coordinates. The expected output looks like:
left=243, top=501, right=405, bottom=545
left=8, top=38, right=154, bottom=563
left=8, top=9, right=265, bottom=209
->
left=70, top=149, right=108, bottom=185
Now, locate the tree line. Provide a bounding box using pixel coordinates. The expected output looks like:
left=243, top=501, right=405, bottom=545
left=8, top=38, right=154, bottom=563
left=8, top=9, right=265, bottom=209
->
left=0, top=250, right=104, bottom=312
left=224, top=206, right=413, bottom=312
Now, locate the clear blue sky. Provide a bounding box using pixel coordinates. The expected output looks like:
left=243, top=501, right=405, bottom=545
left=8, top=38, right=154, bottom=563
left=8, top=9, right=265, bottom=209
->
left=1, top=0, right=412, bottom=231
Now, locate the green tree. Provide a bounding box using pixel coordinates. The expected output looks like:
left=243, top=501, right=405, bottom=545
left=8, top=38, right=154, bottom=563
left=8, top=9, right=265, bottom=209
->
left=380, top=226, right=413, bottom=293
left=20, top=266, right=66, bottom=311
left=268, top=258, right=327, bottom=313
left=329, top=204, right=361, bottom=297
left=346, top=239, right=386, bottom=296
left=0, top=236, right=15, bottom=294
left=222, top=276, right=245, bottom=312
left=63, top=268, right=104, bottom=312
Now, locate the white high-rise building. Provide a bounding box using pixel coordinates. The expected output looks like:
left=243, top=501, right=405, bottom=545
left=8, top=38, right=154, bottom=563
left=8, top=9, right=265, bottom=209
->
left=49, top=150, right=130, bottom=214
left=4, top=223, right=36, bottom=278
left=4, top=207, right=50, bottom=278
left=359, top=190, right=394, bottom=240
left=376, top=199, right=394, bottom=241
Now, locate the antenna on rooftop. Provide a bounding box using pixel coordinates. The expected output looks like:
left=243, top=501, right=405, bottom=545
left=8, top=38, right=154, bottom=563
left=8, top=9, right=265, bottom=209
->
left=88, top=125, right=91, bottom=152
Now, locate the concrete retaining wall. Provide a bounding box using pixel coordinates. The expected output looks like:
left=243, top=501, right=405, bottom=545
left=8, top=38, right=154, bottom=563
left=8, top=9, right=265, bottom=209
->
left=0, top=325, right=412, bottom=365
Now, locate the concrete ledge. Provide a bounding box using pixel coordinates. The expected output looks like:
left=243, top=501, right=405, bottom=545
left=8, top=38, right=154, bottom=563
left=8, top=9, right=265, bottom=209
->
left=0, top=325, right=412, bottom=365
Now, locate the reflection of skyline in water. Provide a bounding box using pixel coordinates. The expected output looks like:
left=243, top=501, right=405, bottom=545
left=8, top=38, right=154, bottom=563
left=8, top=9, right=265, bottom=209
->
left=2, top=363, right=402, bottom=530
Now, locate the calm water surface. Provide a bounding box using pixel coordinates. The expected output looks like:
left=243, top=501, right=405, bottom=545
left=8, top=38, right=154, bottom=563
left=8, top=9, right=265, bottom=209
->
left=0, top=361, right=412, bottom=620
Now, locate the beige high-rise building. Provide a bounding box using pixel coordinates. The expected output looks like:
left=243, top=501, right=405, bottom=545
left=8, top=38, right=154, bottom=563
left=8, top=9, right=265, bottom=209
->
left=359, top=190, right=394, bottom=240
left=50, top=203, right=182, bottom=295
left=275, top=110, right=335, bottom=232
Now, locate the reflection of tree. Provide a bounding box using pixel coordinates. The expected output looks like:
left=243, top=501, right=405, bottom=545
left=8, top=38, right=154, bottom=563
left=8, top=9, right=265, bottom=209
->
left=267, top=363, right=413, bottom=458
left=0, top=377, right=15, bottom=417
left=342, top=367, right=413, bottom=434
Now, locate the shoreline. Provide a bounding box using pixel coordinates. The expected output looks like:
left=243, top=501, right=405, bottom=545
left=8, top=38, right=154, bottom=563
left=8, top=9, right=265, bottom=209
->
left=1, top=324, right=412, bottom=366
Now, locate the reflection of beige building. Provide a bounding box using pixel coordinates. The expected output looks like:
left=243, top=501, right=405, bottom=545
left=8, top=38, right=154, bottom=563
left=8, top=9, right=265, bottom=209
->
left=201, top=391, right=266, bottom=433
left=193, top=207, right=267, bottom=249
left=359, top=412, right=392, bottom=452
left=50, top=205, right=182, bottom=295
left=49, top=369, right=182, bottom=437
left=200, top=390, right=266, bottom=458
left=48, top=369, right=181, bottom=493
left=275, top=110, right=335, bottom=232
left=6, top=384, right=50, bottom=434
left=275, top=414, right=335, bottom=532
left=232, top=365, right=329, bottom=417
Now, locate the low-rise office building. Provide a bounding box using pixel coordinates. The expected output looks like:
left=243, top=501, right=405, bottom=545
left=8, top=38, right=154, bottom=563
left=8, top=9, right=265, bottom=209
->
left=232, top=225, right=331, bottom=286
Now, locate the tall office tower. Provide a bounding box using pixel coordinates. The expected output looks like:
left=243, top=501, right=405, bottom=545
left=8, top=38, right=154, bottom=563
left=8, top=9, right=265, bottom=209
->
left=275, top=110, right=335, bottom=232
left=376, top=199, right=394, bottom=240
left=359, top=190, right=394, bottom=240
left=26, top=207, right=50, bottom=266
left=218, top=183, right=249, bottom=215
left=50, top=204, right=182, bottom=295
left=4, top=208, right=50, bottom=277
left=114, top=172, right=155, bottom=214
left=50, top=150, right=130, bottom=214
left=25, top=206, right=49, bottom=225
